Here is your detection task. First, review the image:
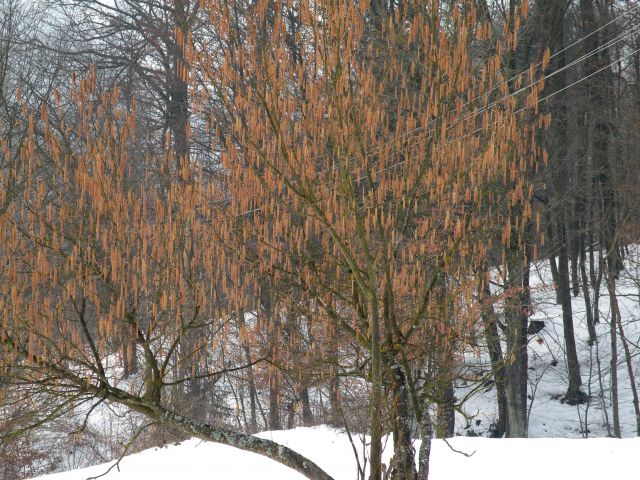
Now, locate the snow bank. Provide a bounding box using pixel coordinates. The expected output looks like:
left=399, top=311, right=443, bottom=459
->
left=30, top=426, right=639, bottom=480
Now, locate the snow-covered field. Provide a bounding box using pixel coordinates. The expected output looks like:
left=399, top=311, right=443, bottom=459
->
left=29, top=426, right=640, bottom=480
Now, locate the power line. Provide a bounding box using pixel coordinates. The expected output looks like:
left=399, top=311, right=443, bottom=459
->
left=351, top=1, right=640, bottom=175
left=214, top=7, right=640, bottom=219
left=356, top=23, right=640, bottom=183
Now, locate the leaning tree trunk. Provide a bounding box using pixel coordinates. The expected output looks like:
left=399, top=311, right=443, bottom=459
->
left=155, top=408, right=334, bottom=480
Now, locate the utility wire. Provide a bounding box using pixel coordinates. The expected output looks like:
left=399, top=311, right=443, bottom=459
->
left=213, top=7, right=640, bottom=218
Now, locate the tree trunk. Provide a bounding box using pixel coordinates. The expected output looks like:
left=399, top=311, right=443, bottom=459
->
left=616, top=308, right=640, bottom=436
left=417, top=408, right=433, bottom=480
left=504, top=255, right=529, bottom=437
left=482, top=280, right=508, bottom=437
left=168, top=0, right=190, bottom=166
left=580, top=245, right=598, bottom=346
left=156, top=409, right=334, bottom=480
left=607, top=275, right=621, bottom=437
left=329, top=372, right=341, bottom=427
left=555, top=245, right=587, bottom=405
left=237, top=312, right=258, bottom=433
left=388, top=362, right=417, bottom=480
left=300, top=386, right=314, bottom=427
left=368, top=300, right=383, bottom=480
left=436, top=382, right=455, bottom=438
left=269, top=370, right=282, bottom=431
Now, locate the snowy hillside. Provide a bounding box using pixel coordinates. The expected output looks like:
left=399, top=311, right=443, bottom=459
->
left=29, top=426, right=640, bottom=480
left=455, top=254, right=640, bottom=438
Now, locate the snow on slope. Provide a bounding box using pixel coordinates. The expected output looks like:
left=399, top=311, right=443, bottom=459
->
left=456, top=255, right=640, bottom=438
left=30, top=426, right=640, bottom=480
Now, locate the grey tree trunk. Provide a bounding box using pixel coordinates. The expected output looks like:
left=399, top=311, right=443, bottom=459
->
left=504, top=255, right=529, bottom=437
left=417, top=408, right=433, bottom=480
left=388, top=362, right=417, bottom=480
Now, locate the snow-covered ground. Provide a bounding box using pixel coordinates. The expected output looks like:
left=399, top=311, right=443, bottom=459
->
left=29, top=426, right=640, bottom=480
left=457, top=253, right=640, bottom=438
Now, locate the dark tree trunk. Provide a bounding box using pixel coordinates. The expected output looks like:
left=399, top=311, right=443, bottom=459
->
left=579, top=245, right=598, bottom=346
left=436, top=382, right=455, bottom=438
left=300, top=386, right=314, bottom=427
left=168, top=0, right=190, bottom=165
left=607, top=275, right=621, bottom=437
left=123, top=341, right=138, bottom=378
left=482, top=280, right=508, bottom=437
left=616, top=307, right=640, bottom=436
left=556, top=243, right=587, bottom=404
left=269, top=370, right=282, bottom=431
left=504, top=254, right=529, bottom=438
left=329, top=371, right=341, bottom=427
left=237, top=311, right=258, bottom=433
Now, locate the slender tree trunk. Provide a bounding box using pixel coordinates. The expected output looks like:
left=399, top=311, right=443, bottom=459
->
left=590, top=248, right=603, bottom=325
left=269, top=369, right=282, bottom=431
left=607, top=275, right=621, bottom=437
left=369, top=293, right=383, bottom=480
left=417, top=408, right=433, bottom=480
left=123, top=340, right=138, bottom=378
left=548, top=251, right=562, bottom=305
left=238, top=311, right=258, bottom=433
left=286, top=399, right=296, bottom=429
left=482, top=280, right=508, bottom=437
left=616, top=309, right=640, bottom=436
left=329, top=371, right=341, bottom=427
left=555, top=243, right=586, bottom=404
left=580, top=245, right=598, bottom=346
left=261, top=286, right=282, bottom=431
left=168, top=0, right=190, bottom=165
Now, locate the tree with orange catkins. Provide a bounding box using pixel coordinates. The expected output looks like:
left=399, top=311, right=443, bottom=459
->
left=0, top=1, right=543, bottom=479
left=199, top=0, right=542, bottom=478
left=0, top=68, right=333, bottom=479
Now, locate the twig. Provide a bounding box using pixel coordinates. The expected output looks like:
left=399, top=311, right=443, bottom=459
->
left=86, top=421, right=157, bottom=480
left=442, top=438, right=475, bottom=457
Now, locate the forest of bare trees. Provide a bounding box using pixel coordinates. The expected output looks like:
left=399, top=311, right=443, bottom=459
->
left=1, top=0, right=640, bottom=479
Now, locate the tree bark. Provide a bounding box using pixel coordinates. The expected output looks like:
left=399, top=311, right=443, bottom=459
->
left=616, top=307, right=640, bottom=436
left=504, top=255, right=529, bottom=437
left=555, top=244, right=586, bottom=404
left=482, top=280, right=508, bottom=437
left=388, top=361, right=417, bottom=480
left=607, top=275, right=621, bottom=437
left=368, top=295, right=383, bottom=480
left=417, top=408, right=433, bottom=480
left=156, top=409, right=333, bottom=480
